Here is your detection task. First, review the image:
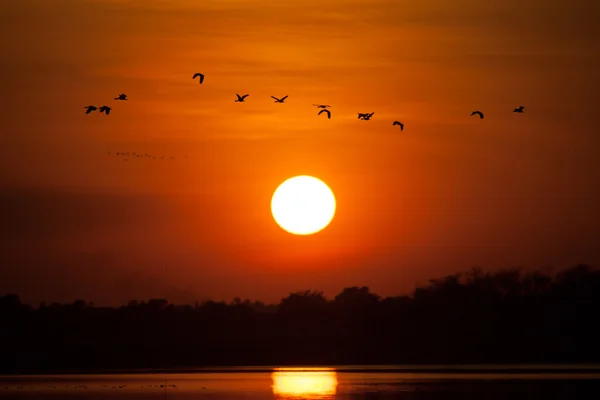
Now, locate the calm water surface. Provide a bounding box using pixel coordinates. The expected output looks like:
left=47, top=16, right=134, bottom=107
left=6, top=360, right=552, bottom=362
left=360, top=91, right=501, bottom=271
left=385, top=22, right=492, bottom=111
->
left=2, top=366, right=600, bottom=400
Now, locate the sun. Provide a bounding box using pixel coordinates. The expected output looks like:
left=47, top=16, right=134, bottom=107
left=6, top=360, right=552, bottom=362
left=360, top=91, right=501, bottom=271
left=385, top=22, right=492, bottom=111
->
left=271, top=175, right=336, bottom=235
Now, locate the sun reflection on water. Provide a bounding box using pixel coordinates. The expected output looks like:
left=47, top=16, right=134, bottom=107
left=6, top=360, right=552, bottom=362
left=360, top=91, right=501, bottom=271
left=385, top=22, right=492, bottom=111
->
left=272, top=368, right=337, bottom=400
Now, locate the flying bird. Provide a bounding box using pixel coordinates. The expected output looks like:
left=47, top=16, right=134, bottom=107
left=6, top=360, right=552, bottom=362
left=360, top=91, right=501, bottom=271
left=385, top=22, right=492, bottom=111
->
left=393, top=121, right=404, bottom=131
left=84, top=106, right=97, bottom=114
left=235, top=94, right=249, bottom=102
left=99, top=106, right=111, bottom=115
left=318, top=109, right=331, bottom=119
left=313, top=104, right=331, bottom=108
left=114, top=94, right=127, bottom=100
left=471, top=111, right=484, bottom=119
left=513, top=106, right=525, bottom=113
left=357, top=113, right=368, bottom=119
left=193, top=73, right=205, bottom=84
left=362, top=112, right=374, bottom=120
left=271, top=95, right=288, bottom=103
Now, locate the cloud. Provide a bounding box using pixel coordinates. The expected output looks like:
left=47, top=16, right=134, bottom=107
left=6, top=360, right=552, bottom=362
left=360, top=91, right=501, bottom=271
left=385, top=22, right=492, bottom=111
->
left=0, top=184, right=243, bottom=305
left=0, top=185, right=179, bottom=242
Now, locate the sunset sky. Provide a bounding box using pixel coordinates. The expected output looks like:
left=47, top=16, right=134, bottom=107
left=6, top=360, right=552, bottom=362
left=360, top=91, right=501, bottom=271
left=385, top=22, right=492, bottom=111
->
left=1, top=0, right=599, bottom=306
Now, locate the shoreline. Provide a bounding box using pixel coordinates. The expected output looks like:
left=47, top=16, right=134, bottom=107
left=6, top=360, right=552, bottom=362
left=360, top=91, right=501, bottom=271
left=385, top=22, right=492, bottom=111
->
left=3, top=364, right=600, bottom=376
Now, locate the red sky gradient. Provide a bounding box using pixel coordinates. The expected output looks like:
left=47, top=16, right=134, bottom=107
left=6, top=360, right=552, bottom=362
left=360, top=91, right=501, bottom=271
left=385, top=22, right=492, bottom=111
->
left=1, top=0, right=599, bottom=306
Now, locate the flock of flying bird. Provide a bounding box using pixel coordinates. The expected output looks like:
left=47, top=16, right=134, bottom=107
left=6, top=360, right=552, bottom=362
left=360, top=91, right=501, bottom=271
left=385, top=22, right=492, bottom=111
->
left=84, top=72, right=527, bottom=134
left=84, top=93, right=128, bottom=115
left=108, top=151, right=180, bottom=162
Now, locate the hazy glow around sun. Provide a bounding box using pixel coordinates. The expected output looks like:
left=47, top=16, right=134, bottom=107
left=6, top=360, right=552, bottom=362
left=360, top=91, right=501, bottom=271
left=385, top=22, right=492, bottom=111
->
left=271, top=176, right=336, bottom=235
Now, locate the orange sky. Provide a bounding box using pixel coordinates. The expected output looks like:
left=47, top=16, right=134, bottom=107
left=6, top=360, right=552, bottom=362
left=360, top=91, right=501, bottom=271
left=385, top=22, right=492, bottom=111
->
left=1, top=0, right=599, bottom=306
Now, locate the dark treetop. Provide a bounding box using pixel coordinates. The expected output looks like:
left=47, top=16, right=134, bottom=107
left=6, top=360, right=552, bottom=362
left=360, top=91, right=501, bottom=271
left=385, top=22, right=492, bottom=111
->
left=1, top=264, right=599, bottom=373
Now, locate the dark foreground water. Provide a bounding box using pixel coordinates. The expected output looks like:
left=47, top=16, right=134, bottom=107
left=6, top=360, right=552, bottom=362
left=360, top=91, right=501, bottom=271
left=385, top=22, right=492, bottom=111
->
left=2, top=365, right=600, bottom=400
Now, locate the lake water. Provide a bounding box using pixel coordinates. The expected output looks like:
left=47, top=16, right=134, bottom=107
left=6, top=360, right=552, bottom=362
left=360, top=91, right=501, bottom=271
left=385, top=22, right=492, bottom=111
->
left=2, top=365, right=600, bottom=399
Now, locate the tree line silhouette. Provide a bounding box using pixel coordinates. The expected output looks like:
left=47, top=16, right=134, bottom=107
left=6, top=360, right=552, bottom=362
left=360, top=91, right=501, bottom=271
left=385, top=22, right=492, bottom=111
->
left=1, top=264, right=599, bottom=373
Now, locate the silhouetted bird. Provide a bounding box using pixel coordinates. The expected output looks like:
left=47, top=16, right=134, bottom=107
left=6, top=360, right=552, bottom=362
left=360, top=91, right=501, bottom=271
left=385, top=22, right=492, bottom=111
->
left=362, top=112, right=374, bottom=120
left=393, top=121, right=404, bottom=131
left=271, top=95, right=288, bottom=103
left=235, top=94, right=249, bottom=102
left=193, top=73, right=205, bottom=84
left=358, top=113, right=368, bottom=119
left=84, top=106, right=97, bottom=114
left=313, top=104, right=331, bottom=108
left=99, top=106, right=111, bottom=115
left=114, top=94, right=127, bottom=100
left=471, top=111, right=484, bottom=119
left=513, top=106, right=525, bottom=113
left=318, top=109, right=331, bottom=119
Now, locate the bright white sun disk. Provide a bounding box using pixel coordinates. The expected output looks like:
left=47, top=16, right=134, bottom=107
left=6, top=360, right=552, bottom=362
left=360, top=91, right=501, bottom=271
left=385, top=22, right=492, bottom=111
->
left=271, top=176, right=336, bottom=235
